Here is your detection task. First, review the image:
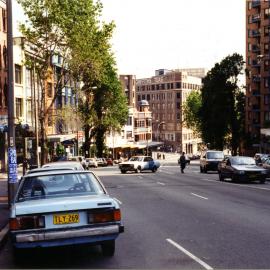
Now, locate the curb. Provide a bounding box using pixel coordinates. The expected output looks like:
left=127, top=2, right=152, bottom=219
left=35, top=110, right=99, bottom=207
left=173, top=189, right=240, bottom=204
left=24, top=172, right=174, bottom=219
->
left=0, top=224, right=9, bottom=250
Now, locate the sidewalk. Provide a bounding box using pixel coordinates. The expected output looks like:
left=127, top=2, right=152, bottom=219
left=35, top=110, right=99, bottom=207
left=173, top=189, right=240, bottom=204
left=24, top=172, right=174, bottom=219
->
left=0, top=166, right=23, bottom=249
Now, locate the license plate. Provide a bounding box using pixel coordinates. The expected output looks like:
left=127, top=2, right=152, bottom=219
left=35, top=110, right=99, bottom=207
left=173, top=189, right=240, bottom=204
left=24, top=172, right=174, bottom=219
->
left=53, top=213, right=79, bottom=225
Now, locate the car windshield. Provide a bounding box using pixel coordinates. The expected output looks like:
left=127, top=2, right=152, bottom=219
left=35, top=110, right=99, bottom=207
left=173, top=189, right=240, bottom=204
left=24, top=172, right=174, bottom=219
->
left=16, top=173, right=105, bottom=202
left=231, top=157, right=256, bottom=165
left=129, top=157, right=143, bottom=161
left=206, top=152, right=224, bottom=159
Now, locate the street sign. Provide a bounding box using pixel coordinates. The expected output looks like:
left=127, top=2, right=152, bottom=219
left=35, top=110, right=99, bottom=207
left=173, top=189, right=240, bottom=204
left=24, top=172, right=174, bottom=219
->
left=8, top=147, right=18, bottom=183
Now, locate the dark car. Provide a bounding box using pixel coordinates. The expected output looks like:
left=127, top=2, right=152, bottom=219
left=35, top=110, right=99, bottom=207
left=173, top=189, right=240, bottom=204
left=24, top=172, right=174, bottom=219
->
left=200, top=150, right=224, bottom=173
left=218, top=156, right=267, bottom=184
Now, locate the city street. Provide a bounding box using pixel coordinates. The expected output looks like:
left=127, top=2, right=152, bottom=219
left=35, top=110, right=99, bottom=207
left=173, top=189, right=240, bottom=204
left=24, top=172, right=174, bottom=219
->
left=1, top=164, right=270, bottom=268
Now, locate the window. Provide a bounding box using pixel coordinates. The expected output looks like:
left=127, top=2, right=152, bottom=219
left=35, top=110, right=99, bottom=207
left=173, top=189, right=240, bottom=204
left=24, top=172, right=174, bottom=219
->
left=26, top=100, right=32, bottom=122
left=2, top=9, right=7, bottom=32
left=15, top=65, right=22, bottom=84
left=265, top=8, right=270, bottom=19
left=176, top=82, right=181, bottom=88
left=15, top=98, right=23, bottom=118
left=264, top=94, right=270, bottom=105
left=176, top=92, right=181, bottom=99
left=265, top=112, right=270, bottom=121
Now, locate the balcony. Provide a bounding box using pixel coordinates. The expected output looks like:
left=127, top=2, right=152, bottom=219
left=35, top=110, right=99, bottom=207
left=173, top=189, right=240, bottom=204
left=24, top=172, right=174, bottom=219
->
left=252, top=0, right=261, bottom=8
left=252, top=60, right=261, bottom=67
left=251, top=29, right=261, bottom=37
left=252, top=90, right=260, bottom=96
left=252, top=75, right=261, bottom=82
left=252, top=14, right=261, bottom=23
left=252, top=104, right=260, bottom=111
left=252, top=44, right=261, bottom=53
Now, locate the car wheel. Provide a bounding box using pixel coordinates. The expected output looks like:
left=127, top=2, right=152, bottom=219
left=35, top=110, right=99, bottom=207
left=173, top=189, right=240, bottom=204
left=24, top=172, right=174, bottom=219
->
left=152, top=166, right=157, bottom=173
left=121, top=170, right=126, bottom=174
left=136, top=166, right=142, bottom=173
left=219, top=172, right=224, bottom=181
left=200, top=166, right=203, bottom=173
left=101, top=240, right=115, bottom=257
left=204, top=167, right=208, bottom=173
left=13, top=247, right=27, bottom=262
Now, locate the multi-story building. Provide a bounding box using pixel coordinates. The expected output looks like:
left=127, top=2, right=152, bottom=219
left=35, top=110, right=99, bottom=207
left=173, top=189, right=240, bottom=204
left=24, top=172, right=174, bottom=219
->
left=0, top=0, right=7, bottom=126
left=246, top=0, right=270, bottom=152
left=106, top=74, right=153, bottom=159
left=136, top=69, right=202, bottom=154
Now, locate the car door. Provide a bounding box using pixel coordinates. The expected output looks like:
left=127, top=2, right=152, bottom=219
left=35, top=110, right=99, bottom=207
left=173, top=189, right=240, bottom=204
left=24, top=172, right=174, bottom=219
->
left=146, top=157, right=155, bottom=170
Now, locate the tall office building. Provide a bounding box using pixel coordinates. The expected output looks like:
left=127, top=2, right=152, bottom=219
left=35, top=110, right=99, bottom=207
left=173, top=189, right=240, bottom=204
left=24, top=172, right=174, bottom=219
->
left=246, top=1, right=270, bottom=152
left=136, top=69, right=202, bottom=154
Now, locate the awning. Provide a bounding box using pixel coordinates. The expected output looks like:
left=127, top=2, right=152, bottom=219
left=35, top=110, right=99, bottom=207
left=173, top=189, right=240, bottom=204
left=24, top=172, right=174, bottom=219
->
left=47, top=133, right=76, bottom=143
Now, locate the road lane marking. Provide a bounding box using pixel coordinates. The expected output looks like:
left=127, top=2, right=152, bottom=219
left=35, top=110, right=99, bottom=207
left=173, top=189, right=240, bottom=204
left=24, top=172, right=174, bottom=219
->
left=114, top=198, right=122, bottom=205
left=157, top=182, right=165, bottom=186
left=138, top=176, right=143, bottom=179
left=166, top=238, right=213, bottom=270
left=191, top=193, right=208, bottom=200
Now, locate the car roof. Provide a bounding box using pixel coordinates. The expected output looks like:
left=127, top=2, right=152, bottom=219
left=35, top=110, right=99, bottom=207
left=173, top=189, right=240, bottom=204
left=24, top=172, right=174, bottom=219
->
left=27, top=167, right=74, bottom=174
left=23, top=170, right=90, bottom=178
left=42, top=161, right=82, bottom=167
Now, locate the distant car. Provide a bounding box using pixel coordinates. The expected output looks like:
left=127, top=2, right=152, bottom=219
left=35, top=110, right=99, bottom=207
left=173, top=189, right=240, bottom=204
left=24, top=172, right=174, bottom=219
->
left=10, top=170, right=124, bottom=259
left=218, top=156, right=267, bottom=184
left=96, top=158, right=108, bottom=167
left=85, top=158, right=98, bottom=169
left=200, top=150, right=224, bottom=173
left=69, top=156, right=86, bottom=169
left=119, top=156, right=160, bottom=173
left=42, top=161, right=84, bottom=170
left=105, top=158, right=113, bottom=166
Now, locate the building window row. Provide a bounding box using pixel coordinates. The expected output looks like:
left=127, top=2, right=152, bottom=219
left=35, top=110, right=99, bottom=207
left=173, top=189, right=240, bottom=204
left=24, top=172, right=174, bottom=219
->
left=137, top=82, right=200, bottom=92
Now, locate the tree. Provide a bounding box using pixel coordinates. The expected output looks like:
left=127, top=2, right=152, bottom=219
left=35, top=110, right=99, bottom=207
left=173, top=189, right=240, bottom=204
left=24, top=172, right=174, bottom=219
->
left=18, top=0, right=116, bottom=164
left=183, top=90, right=202, bottom=135
left=200, top=53, right=245, bottom=154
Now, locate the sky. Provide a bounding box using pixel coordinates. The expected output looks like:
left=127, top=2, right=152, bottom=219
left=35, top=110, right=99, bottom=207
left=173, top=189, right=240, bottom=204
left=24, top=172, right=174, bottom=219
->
left=13, top=0, right=246, bottom=79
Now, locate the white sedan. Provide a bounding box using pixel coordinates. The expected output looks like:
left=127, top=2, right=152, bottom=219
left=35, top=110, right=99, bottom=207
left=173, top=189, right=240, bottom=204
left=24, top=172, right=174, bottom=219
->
left=118, top=156, right=160, bottom=173
left=10, top=170, right=124, bottom=260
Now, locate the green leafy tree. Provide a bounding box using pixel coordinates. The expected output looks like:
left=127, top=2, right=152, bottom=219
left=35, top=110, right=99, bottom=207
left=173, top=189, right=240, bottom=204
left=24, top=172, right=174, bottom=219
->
left=183, top=90, right=202, bottom=135
left=200, top=53, right=245, bottom=154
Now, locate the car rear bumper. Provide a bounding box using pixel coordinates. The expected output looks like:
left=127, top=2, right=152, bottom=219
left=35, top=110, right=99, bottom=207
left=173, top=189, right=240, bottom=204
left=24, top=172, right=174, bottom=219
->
left=11, top=224, right=124, bottom=248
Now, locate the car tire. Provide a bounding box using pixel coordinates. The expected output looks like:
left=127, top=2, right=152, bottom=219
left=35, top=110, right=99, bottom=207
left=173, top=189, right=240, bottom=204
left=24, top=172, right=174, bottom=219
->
left=219, top=172, right=224, bottom=181
left=204, top=167, right=207, bottom=173
left=200, top=166, right=203, bottom=173
left=121, top=170, right=126, bottom=174
left=13, top=247, right=27, bottom=262
left=152, top=166, right=157, bottom=173
left=101, top=240, right=115, bottom=257
left=136, top=166, right=142, bottom=173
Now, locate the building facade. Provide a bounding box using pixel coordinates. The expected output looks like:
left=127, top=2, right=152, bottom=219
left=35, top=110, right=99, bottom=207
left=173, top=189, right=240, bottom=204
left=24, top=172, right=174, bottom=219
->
left=136, top=69, right=202, bottom=154
left=246, top=0, right=270, bottom=152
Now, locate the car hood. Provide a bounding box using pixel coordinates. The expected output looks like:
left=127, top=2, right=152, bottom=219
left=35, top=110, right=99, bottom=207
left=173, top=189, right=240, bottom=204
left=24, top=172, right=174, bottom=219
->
left=206, top=159, right=223, bottom=162
left=232, top=165, right=265, bottom=171
left=14, top=194, right=118, bottom=216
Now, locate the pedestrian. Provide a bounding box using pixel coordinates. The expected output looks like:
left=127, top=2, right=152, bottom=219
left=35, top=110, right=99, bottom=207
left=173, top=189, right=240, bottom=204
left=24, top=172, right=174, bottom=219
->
left=179, top=152, right=186, bottom=173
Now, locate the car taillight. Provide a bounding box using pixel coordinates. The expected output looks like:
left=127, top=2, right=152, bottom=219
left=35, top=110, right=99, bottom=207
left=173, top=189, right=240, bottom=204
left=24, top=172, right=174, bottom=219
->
left=88, top=209, right=121, bottom=224
left=9, top=215, right=45, bottom=231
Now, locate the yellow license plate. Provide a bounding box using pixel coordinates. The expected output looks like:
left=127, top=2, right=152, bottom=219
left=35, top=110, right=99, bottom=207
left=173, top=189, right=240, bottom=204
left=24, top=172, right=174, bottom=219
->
left=53, top=213, right=79, bottom=225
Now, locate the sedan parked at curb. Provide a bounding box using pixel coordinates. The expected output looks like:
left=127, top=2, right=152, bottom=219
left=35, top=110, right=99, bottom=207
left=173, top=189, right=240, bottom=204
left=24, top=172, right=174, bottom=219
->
left=118, top=156, right=160, bottom=173
left=10, top=170, right=124, bottom=260
left=218, top=156, right=268, bottom=184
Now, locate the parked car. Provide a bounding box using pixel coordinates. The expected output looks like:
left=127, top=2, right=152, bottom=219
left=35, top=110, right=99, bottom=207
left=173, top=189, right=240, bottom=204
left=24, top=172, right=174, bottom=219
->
left=69, top=156, right=86, bottom=169
left=105, top=158, right=114, bottom=166
left=119, top=156, right=160, bottom=173
left=218, top=156, right=267, bottom=184
left=200, top=150, right=224, bottom=173
left=262, top=158, right=270, bottom=178
left=26, top=166, right=74, bottom=175
left=85, top=158, right=98, bottom=169
left=42, top=161, right=84, bottom=170
left=96, top=158, right=108, bottom=167
left=10, top=170, right=124, bottom=259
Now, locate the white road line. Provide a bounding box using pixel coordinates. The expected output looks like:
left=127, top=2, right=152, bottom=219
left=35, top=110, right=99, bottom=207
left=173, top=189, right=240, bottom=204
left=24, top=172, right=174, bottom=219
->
left=166, top=238, right=213, bottom=270
left=114, top=198, right=122, bottom=205
left=138, top=176, right=143, bottom=179
left=191, top=193, right=208, bottom=200
left=157, top=182, right=165, bottom=186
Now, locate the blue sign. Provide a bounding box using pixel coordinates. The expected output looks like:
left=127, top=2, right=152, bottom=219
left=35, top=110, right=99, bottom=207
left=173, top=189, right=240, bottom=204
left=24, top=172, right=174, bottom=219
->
left=8, top=147, right=18, bottom=183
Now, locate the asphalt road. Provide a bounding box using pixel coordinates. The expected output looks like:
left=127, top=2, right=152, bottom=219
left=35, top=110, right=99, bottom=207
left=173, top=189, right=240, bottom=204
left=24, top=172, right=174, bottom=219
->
left=1, top=164, right=270, bottom=269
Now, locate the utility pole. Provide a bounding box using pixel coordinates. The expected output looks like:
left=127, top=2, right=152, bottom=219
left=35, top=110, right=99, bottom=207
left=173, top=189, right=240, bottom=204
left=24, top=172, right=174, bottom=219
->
left=7, top=0, right=18, bottom=205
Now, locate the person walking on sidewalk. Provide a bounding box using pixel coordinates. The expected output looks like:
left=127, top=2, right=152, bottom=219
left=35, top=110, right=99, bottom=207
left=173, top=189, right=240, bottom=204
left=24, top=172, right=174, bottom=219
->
left=179, top=152, right=186, bottom=173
